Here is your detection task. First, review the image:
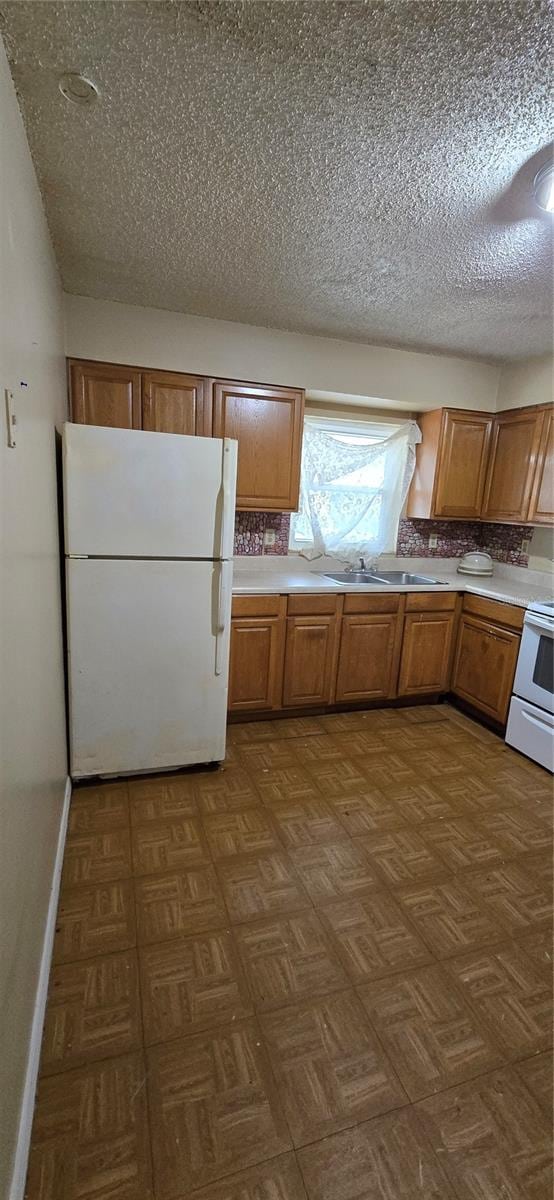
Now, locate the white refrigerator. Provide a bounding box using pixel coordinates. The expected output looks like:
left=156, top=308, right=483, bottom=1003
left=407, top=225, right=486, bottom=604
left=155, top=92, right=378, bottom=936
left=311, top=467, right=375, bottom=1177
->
left=63, top=422, right=237, bottom=779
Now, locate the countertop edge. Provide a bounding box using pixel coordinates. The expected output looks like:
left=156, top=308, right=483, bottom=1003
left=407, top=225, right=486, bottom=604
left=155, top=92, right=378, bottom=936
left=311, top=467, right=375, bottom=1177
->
left=231, top=575, right=550, bottom=609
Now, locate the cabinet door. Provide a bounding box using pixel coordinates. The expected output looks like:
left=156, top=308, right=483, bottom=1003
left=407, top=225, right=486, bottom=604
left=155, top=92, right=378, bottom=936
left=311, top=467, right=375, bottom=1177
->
left=451, top=615, right=520, bottom=723
left=398, top=612, right=455, bottom=696
left=528, top=409, right=554, bottom=525
left=228, top=614, right=285, bottom=711
left=335, top=613, right=402, bottom=702
left=282, top=613, right=340, bottom=707
left=142, top=371, right=212, bottom=436
left=433, top=411, right=492, bottom=518
left=482, top=409, right=544, bottom=522
left=69, top=359, right=141, bottom=429
left=213, top=381, right=304, bottom=510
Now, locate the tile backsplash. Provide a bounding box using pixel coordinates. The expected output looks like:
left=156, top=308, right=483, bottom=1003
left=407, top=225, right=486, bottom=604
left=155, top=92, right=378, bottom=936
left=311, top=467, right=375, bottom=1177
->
left=234, top=511, right=291, bottom=555
left=396, top=519, right=533, bottom=566
left=234, top=511, right=532, bottom=567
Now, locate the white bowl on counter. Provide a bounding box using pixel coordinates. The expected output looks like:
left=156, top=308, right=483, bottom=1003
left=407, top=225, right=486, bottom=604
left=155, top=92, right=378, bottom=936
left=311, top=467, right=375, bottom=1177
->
left=457, top=552, right=494, bottom=576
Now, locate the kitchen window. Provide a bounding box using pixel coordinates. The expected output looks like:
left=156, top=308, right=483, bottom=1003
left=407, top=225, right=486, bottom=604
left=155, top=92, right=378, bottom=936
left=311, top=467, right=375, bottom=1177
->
left=289, top=413, right=421, bottom=558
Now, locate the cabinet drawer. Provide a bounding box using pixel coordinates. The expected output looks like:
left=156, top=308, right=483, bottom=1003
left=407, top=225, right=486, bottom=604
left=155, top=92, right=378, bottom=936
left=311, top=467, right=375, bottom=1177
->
left=232, top=594, right=282, bottom=618
left=462, top=593, right=524, bottom=631
left=343, top=593, right=400, bottom=614
left=287, top=594, right=340, bottom=616
left=406, top=592, right=457, bottom=612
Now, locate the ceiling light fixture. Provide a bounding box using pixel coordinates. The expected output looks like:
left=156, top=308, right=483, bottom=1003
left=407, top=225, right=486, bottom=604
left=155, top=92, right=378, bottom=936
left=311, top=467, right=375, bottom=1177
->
left=58, top=72, right=99, bottom=105
left=533, top=162, right=554, bottom=214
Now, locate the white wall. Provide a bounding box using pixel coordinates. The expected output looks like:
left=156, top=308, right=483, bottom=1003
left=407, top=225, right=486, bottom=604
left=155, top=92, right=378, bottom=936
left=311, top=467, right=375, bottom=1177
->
left=496, top=354, right=553, bottom=411
left=64, top=293, right=501, bottom=412
left=528, top=526, right=554, bottom=571
left=0, top=40, right=68, bottom=1199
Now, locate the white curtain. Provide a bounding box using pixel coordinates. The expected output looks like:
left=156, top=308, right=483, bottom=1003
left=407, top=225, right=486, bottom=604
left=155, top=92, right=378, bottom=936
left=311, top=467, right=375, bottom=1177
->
left=290, top=419, right=421, bottom=560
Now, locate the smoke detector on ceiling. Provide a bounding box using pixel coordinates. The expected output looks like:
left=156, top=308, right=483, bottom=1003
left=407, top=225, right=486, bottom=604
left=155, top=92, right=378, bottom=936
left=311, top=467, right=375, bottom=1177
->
left=58, top=72, right=99, bottom=105
left=533, top=162, right=554, bottom=214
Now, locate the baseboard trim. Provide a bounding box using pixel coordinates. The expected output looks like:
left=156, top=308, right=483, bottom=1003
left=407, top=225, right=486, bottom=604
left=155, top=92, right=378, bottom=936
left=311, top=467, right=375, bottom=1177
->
left=9, top=775, right=72, bottom=1200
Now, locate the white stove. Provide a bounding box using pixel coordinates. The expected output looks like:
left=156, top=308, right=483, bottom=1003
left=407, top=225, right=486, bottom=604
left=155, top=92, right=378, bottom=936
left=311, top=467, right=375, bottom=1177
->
left=524, top=598, right=554, bottom=618
left=506, top=597, right=554, bottom=772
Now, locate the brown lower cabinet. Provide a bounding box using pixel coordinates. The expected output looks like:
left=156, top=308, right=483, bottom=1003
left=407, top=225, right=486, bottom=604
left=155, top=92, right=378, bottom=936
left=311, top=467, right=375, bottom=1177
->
left=451, top=613, right=521, bottom=724
left=228, top=596, right=286, bottom=712
left=282, top=596, right=341, bottom=707
left=335, top=594, right=403, bottom=702
left=229, top=590, right=460, bottom=716
left=228, top=588, right=524, bottom=722
left=397, top=610, right=456, bottom=696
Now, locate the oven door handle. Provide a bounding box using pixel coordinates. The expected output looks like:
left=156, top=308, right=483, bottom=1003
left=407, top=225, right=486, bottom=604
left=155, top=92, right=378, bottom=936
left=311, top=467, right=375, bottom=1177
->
left=520, top=703, right=554, bottom=731
left=524, top=613, right=554, bottom=636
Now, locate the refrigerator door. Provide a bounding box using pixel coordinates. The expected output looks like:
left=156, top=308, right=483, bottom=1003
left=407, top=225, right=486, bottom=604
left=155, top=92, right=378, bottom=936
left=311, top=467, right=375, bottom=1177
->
left=67, top=558, right=232, bottom=777
left=64, top=423, right=237, bottom=559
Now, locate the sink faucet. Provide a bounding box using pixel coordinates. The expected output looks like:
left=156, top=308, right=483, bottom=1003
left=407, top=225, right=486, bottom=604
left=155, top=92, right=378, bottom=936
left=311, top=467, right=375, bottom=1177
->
left=344, top=555, right=379, bottom=574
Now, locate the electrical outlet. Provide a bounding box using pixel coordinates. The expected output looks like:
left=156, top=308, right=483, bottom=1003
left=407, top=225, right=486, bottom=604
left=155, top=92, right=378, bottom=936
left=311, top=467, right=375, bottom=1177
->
left=428, top=534, right=438, bottom=549
left=521, top=538, right=530, bottom=554
left=263, top=529, right=276, bottom=547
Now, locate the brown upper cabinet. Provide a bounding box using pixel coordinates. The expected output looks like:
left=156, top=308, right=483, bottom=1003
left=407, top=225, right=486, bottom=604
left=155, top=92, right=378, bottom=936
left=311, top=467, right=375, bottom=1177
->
left=482, top=407, right=546, bottom=523
left=142, top=370, right=212, bottom=436
left=68, top=359, right=142, bottom=429
left=69, top=359, right=211, bottom=436
left=408, top=403, right=553, bottom=525
left=69, top=359, right=305, bottom=513
left=526, top=406, right=553, bottom=525
left=407, top=408, right=493, bottom=519
left=213, top=380, right=304, bottom=511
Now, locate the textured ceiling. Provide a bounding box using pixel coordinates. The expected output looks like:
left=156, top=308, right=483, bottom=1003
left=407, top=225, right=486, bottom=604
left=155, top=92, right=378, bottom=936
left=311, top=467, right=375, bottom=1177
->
left=2, top=0, right=553, bottom=361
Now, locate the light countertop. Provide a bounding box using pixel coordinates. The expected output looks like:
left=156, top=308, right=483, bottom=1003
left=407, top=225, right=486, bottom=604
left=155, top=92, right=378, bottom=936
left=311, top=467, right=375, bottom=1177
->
left=232, top=560, right=553, bottom=609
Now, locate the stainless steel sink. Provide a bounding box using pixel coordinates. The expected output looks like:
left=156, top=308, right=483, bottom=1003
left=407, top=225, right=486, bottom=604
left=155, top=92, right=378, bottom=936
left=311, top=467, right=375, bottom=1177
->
left=320, top=570, right=447, bottom=586
left=320, top=572, right=382, bottom=584
left=368, top=571, right=448, bottom=585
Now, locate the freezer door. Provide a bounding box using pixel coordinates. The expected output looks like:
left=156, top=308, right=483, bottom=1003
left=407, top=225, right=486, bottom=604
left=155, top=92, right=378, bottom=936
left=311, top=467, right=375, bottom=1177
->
left=63, top=423, right=237, bottom=559
left=67, top=558, right=232, bottom=777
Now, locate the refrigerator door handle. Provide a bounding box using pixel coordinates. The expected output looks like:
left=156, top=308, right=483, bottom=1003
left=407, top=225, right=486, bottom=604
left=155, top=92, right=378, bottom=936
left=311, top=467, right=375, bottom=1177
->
left=215, top=560, right=233, bottom=676
left=218, top=439, right=237, bottom=560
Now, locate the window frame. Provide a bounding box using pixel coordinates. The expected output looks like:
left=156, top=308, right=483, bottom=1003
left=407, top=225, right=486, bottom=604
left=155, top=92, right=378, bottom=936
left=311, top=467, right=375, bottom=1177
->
left=289, top=412, right=407, bottom=553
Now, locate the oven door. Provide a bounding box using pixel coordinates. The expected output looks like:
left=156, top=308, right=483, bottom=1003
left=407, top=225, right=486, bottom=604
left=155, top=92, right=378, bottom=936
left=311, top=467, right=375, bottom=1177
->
left=514, top=611, right=554, bottom=714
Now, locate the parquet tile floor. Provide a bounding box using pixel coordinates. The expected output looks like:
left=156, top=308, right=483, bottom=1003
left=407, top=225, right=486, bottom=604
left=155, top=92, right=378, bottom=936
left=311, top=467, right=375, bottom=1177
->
left=26, top=704, right=553, bottom=1200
